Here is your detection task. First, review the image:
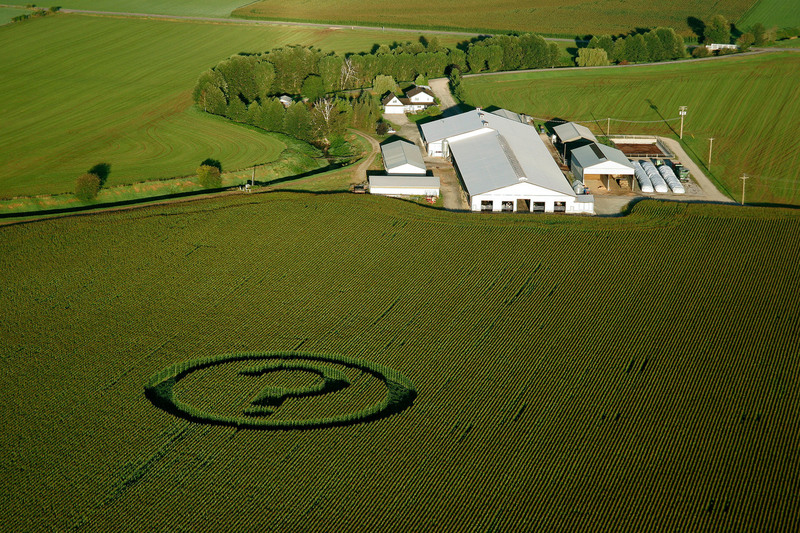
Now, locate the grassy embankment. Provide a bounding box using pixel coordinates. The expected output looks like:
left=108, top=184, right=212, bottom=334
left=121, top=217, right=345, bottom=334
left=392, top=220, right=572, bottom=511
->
left=0, top=6, right=31, bottom=24
left=1, top=193, right=799, bottom=531
left=0, top=14, right=467, bottom=202
left=234, top=0, right=753, bottom=37
left=460, top=52, right=800, bottom=205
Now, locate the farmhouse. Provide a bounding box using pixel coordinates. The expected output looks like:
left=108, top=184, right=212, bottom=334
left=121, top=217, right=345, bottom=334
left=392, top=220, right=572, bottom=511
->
left=381, top=86, right=436, bottom=114
left=570, top=143, right=635, bottom=190
left=420, top=109, right=593, bottom=214
left=381, top=140, right=426, bottom=175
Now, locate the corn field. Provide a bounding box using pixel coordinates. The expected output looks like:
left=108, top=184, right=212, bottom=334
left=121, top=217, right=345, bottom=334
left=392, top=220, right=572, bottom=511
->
left=1, top=193, right=798, bottom=531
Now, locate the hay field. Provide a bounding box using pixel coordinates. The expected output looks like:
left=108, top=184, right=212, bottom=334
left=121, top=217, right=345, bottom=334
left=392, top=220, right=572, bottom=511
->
left=0, top=14, right=467, bottom=198
left=235, top=0, right=754, bottom=36
left=55, top=0, right=249, bottom=17
left=737, top=0, right=800, bottom=30
left=2, top=193, right=799, bottom=531
left=460, top=53, right=800, bottom=205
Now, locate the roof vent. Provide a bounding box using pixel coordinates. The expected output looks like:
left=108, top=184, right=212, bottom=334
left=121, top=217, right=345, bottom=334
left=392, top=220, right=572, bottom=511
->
left=481, top=120, right=489, bottom=127
left=519, top=176, right=528, bottom=182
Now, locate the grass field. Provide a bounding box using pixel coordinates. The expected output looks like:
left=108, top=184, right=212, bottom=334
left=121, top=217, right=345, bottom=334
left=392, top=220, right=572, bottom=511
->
left=235, top=0, right=754, bottom=36
left=0, top=7, right=30, bottom=24
left=1, top=193, right=799, bottom=531
left=737, top=0, right=800, bottom=30
left=0, top=14, right=468, bottom=198
left=460, top=53, right=800, bottom=206
left=52, top=0, right=249, bottom=17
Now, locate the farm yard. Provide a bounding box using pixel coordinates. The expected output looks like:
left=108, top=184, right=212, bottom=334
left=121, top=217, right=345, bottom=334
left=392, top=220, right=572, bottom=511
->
left=2, top=193, right=800, bottom=531
left=234, top=0, right=754, bottom=37
left=460, top=53, right=800, bottom=206
left=0, top=13, right=466, bottom=199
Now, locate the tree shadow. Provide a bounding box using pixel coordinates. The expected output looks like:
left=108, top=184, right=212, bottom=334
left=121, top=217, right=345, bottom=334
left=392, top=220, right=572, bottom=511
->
left=687, top=17, right=705, bottom=41
left=88, top=163, right=111, bottom=187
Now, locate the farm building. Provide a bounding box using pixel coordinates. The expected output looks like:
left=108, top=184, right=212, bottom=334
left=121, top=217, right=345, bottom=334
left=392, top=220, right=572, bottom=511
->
left=420, top=109, right=593, bottom=214
left=552, top=122, right=597, bottom=164
left=381, top=86, right=436, bottom=114
left=571, top=143, right=635, bottom=190
left=381, top=140, right=426, bottom=175
left=369, top=175, right=440, bottom=197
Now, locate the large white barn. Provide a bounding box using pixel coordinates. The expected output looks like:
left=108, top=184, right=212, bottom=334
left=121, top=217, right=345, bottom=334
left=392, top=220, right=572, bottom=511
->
left=420, top=109, right=593, bottom=214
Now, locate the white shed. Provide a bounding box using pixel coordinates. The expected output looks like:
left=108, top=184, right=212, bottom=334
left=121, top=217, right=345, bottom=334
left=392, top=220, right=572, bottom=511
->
left=571, top=143, right=635, bottom=191
left=369, top=175, right=440, bottom=197
left=381, top=140, right=426, bottom=175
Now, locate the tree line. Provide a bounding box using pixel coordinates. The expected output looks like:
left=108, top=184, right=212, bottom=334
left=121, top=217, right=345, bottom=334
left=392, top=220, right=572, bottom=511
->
left=578, top=27, right=686, bottom=66
left=192, top=33, right=562, bottom=145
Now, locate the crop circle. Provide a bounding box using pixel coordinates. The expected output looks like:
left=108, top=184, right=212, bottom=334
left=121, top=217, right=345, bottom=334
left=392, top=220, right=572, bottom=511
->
left=145, top=351, right=416, bottom=430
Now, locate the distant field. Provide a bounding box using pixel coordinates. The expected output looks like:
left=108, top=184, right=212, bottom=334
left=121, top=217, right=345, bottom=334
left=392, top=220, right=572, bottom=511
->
left=0, top=14, right=468, bottom=198
left=0, top=6, right=30, bottom=24
left=461, top=53, right=800, bottom=205
left=738, top=0, right=800, bottom=30
left=53, top=0, right=248, bottom=18
left=235, top=0, right=753, bottom=36
left=2, top=193, right=800, bottom=531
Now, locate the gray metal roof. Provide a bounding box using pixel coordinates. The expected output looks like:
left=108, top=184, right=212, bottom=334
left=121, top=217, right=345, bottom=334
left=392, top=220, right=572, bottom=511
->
left=425, top=109, right=575, bottom=197
left=369, top=175, right=440, bottom=189
left=381, top=140, right=425, bottom=173
left=553, top=122, right=598, bottom=143
left=490, top=109, right=525, bottom=123
left=419, top=111, right=485, bottom=143
left=571, top=143, right=634, bottom=171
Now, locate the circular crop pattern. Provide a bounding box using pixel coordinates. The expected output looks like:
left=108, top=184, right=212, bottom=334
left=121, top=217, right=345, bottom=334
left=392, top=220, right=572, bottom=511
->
left=144, top=351, right=416, bottom=430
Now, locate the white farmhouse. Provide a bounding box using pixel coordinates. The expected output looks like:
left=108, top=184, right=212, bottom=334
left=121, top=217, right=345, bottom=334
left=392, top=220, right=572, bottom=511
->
left=420, top=109, right=593, bottom=214
left=381, top=86, right=436, bottom=114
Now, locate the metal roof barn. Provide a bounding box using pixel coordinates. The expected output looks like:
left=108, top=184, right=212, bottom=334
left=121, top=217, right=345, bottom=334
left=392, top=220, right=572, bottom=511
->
left=553, top=122, right=598, bottom=144
left=381, top=140, right=426, bottom=175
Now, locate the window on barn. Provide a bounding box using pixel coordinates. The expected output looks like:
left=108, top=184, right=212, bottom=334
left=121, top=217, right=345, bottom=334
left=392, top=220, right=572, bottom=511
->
left=481, top=200, right=493, bottom=212
left=554, top=201, right=566, bottom=213
left=532, top=202, right=546, bottom=213
left=501, top=201, right=513, bottom=212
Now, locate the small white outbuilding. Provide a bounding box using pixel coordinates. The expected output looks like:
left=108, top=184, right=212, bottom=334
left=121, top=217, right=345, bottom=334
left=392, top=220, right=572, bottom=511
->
left=369, top=175, right=440, bottom=197
left=381, top=140, right=426, bottom=175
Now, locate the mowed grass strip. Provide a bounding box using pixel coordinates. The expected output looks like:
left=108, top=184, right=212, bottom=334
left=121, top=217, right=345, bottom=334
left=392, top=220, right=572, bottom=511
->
left=235, top=0, right=753, bottom=36
left=0, top=15, right=466, bottom=198
left=1, top=193, right=799, bottom=531
left=460, top=53, right=800, bottom=205
left=737, top=0, right=800, bottom=30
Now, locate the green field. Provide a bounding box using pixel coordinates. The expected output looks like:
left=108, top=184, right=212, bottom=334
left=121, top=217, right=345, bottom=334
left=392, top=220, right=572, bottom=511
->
left=1, top=193, right=799, bottom=531
left=235, top=0, right=754, bottom=36
left=461, top=53, right=800, bottom=205
left=53, top=0, right=248, bottom=17
left=0, top=14, right=468, bottom=198
left=0, top=7, right=30, bottom=24
left=738, top=0, right=800, bottom=30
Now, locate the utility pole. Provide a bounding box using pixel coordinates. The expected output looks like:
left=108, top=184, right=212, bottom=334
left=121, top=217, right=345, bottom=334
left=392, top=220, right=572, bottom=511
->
left=707, top=137, right=714, bottom=167
left=740, top=173, right=749, bottom=205
left=679, top=106, right=687, bottom=139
